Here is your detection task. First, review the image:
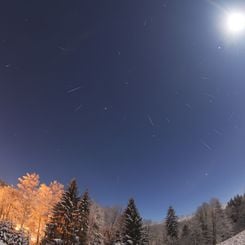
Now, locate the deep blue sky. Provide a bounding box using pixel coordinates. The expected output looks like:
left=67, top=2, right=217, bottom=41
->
left=0, top=0, right=245, bottom=221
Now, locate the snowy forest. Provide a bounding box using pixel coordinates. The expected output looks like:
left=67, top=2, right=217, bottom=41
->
left=0, top=173, right=244, bottom=245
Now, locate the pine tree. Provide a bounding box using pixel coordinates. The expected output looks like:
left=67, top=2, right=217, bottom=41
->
left=77, top=191, right=90, bottom=245
left=226, top=195, right=243, bottom=224
left=141, top=225, right=150, bottom=245
left=165, top=206, right=178, bottom=244
left=0, top=221, right=29, bottom=245
left=114, top=230, right=122, bottom=245
left=42, top=179, right=79, bottom=245
left=226, top=194, right=245, bottom=232
left=122, top=198, right=144, bottom=245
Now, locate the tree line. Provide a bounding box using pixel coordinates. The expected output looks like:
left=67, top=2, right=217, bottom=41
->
left=38, top=179, right=245, bottom=245
left=0, top=173, right=245, bottom=244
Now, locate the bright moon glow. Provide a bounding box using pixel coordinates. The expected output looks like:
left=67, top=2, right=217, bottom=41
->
left=227, top=12, right=245, bottom=34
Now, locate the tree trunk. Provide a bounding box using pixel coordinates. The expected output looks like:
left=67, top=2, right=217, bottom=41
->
left=36, top=216, right=42, bottom=245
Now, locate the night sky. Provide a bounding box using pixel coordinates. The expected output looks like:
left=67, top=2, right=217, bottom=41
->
left=1, top=0, right=245, bottom=221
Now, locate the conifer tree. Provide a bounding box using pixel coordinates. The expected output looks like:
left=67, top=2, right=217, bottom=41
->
left=141, top=225, right=150, bottom=245
left=0, top=221, right=29, bottom=245
left=42, top=179, right=79, bottom=245
left=122, top=198, right=144, bottom=245
left=165, top=206, right=178, bottom=244
left=226, top=195, right=243, bottom=224
left=77, top=191, right=90, bottom=244
left=114, top=230, right=122, bottom=245
left=226, top=194, right=245, bottom=232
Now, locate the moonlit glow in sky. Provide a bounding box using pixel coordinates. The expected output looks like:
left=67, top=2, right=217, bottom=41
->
left=227, top=11, right=245, bottom=34
left=1, top=0, right=245, bottom=221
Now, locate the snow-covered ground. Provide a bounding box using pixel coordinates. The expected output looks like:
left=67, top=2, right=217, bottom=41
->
left=218, top=230, right=245, bottom=245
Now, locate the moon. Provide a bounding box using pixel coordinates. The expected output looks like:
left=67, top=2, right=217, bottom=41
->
left=226, top=12, right=245, bottom=34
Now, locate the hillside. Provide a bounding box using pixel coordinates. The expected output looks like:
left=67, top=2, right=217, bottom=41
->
left=218, top=230, right=245, bottom=245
